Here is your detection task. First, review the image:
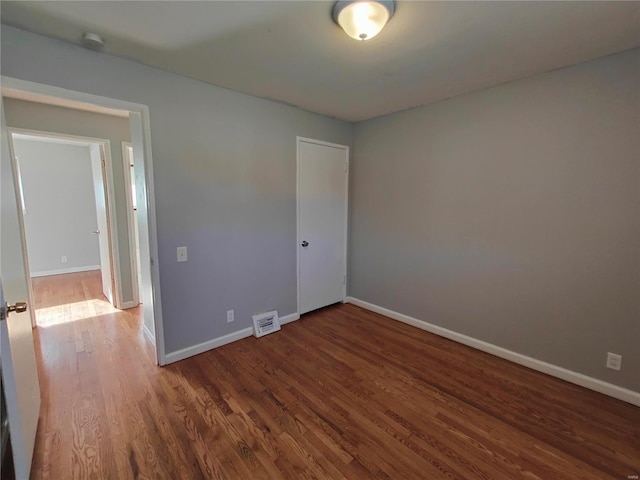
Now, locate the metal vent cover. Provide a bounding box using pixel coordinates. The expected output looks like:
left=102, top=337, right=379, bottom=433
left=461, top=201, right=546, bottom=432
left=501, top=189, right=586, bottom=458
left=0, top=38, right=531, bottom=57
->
left=252, top=310, right=281, bottom=338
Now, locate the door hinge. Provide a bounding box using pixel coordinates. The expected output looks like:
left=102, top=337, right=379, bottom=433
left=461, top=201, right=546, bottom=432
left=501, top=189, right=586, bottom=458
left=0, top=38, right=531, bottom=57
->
left=343, top=275, right=346, bottom=285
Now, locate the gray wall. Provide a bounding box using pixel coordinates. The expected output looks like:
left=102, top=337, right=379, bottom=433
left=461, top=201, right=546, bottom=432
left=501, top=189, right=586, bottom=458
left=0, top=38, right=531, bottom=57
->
left=6, top=25, right=634, bottom=392
left=350, top=48, right=640, bottom=391
left=4, top=98, right=134, bottom=303
left=13, top=138, right=100, bottom=276
left=1, top=25, right=353, bottom=354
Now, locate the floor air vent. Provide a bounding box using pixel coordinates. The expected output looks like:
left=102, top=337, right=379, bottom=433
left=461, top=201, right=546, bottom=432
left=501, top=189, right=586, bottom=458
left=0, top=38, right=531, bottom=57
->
left=252, top=310, right=281, bottom=338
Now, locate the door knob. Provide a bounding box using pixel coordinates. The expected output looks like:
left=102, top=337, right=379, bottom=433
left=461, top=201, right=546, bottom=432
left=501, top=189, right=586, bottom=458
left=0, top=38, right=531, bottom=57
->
left=301, top=240, right=309, bottom=247
left=92, top=230, right=100, bottom=235
left=7, top=302, right=28, bottom=314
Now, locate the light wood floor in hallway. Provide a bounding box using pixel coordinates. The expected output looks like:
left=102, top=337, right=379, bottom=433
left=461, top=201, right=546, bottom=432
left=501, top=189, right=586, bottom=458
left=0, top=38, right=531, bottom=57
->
left=30, top=271, right=639, bottom=479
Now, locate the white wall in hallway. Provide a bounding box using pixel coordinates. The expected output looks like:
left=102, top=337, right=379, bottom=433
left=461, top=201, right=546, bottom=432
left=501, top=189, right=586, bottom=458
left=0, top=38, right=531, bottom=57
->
left=13, top=138, right=100, bottom=276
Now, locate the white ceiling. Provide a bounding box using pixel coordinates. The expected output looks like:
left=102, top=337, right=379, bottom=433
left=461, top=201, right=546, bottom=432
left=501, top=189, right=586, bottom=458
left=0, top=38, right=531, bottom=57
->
left=2, top=1, right=639, bottom=122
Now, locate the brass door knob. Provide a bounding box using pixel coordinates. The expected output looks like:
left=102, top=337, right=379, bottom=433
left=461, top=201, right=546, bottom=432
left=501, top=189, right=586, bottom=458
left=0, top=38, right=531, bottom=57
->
left=7, top=302, right=28, bottom=314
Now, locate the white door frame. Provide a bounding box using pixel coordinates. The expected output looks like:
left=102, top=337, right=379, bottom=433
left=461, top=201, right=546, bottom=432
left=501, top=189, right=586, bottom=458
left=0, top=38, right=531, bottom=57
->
left=121, top=141, right=141, bottom=307
left=1, top=75, right=166, bottom=365
left=296, top=136, right=349, bottom=315
left=8, top=128, right=121, bottom=311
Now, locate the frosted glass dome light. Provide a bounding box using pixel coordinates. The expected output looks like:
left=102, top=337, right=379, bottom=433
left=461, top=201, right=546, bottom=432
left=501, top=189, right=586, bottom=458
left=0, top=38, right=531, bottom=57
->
left=333, top=1, right=396, bottom=41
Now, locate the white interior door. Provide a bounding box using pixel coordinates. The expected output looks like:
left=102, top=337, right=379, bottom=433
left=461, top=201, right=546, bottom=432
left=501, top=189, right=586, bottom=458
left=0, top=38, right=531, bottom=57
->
left=298, top=138, right=348, bottom=315
left=123, top=143, right=142, bottom=305
left=89, top=144, right=114, bottom=305
left=1, top=98, right=41, bottom=480
left=130, top=112, right=155, bottom=341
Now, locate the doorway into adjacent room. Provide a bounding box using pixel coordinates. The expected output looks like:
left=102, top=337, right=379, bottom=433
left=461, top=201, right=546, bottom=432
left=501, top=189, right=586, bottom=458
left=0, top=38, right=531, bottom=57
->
left=10, top=131, right=118, bottom=328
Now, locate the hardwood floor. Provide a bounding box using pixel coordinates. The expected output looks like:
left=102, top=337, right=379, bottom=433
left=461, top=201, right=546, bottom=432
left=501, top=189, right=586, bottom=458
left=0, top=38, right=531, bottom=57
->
left=30, top=271, right=639, bottom=479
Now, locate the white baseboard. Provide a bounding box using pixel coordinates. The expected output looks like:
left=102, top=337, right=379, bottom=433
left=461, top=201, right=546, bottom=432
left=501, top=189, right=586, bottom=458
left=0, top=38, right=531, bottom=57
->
left=120, top=301, right=139, bottom=310
left=346, top=297, right=640, bottom=407
left=30, top=265, right=100, bottom=278
left=279, top=312, right=300, bottom=325
left=142, top=323, right=155, bottom=346
left=165, top=328, right=253, bottom=364
left=164, top=312, right=299, bottom=365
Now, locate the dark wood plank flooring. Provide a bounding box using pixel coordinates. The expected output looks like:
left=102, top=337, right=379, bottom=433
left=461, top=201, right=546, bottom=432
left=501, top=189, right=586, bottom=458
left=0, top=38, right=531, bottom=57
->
left=30, top=271, right=640, bottom=479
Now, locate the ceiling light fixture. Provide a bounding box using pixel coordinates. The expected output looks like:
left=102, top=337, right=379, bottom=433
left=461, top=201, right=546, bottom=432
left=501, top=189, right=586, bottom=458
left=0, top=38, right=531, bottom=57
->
left=333, top=0, right=395, bottom=41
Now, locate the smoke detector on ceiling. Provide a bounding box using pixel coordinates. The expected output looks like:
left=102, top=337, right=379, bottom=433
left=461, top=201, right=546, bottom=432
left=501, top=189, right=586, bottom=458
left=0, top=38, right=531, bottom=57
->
left=82, top=32, right=104, bottom=50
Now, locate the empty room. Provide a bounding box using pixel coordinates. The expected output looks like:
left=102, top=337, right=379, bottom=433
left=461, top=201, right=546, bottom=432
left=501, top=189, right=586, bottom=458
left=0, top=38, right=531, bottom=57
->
left=0, top=1, right=638, bottom=479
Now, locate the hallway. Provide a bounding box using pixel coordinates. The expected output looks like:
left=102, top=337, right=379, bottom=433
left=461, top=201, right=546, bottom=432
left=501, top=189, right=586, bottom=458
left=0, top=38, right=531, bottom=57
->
left=31, top=271, right=154, bottom=479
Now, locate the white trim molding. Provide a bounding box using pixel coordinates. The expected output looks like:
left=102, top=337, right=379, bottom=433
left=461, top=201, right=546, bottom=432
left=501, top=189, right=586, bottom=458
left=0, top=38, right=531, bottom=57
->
left=30, top=265, right=100, bottom=278
left=164, top=312, right=300, bottom=364
left=279, top=312, right=300, bottom=326
left=346, top=297, right=640, bottom=407
left=165, top=328, right=253, bottom=364
left=142, top=324, right=156, bottom=346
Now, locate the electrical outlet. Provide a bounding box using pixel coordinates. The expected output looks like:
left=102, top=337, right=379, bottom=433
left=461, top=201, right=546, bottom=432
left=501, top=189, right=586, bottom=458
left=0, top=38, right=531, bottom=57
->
left=227, top=310, right=234, bottom=323
left=61, top=256, right=68, bottom=264
left=606, top=352, right=622, bottom=371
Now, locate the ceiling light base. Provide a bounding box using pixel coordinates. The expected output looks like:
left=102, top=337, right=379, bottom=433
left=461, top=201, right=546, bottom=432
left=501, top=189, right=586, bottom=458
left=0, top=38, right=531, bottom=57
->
left=333, top=0, right=395, bottom=41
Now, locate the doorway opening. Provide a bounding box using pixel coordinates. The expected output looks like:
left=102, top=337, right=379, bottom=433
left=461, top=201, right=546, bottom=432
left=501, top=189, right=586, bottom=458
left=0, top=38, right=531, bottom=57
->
left=9, top=131, right=120, bottom=327
left=1, top=76, right=165, bottom=365
left=0, top=77, right=165, bottom=480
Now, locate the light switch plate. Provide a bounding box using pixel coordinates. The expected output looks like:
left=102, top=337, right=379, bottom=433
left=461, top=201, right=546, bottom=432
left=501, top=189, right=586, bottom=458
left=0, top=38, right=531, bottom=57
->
left=177, top=246, right=188, bottom=262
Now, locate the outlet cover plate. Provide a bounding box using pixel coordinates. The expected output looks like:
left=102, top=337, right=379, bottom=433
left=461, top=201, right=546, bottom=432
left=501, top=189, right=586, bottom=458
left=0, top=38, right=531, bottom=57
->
left=606, top=352, right=622, bottom=371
